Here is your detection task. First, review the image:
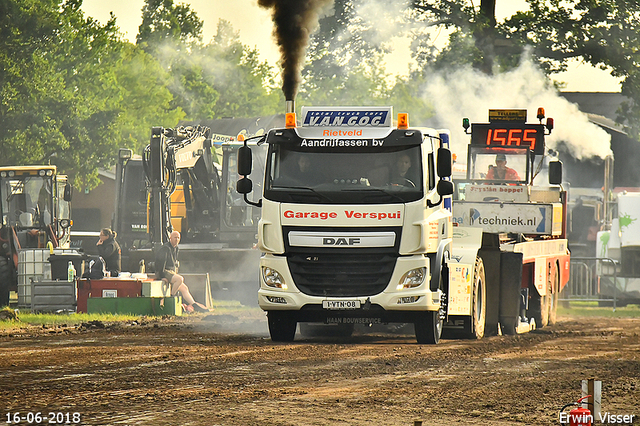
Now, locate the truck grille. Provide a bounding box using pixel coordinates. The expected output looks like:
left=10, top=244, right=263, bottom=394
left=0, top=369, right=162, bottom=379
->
left=287, top=252, right=396, bottom=297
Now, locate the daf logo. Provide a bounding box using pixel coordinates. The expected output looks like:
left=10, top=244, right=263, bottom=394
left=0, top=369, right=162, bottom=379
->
left=323, top=237, right=361, bottom=246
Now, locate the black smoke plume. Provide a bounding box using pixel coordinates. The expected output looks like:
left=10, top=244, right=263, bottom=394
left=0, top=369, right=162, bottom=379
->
left=258, top=0, right=333, bottom=100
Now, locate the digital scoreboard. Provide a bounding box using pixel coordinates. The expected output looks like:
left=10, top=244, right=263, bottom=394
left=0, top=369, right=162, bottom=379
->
left=470, top=123, right=545, bottom=155
left=467, top=109, right=548, bottom=155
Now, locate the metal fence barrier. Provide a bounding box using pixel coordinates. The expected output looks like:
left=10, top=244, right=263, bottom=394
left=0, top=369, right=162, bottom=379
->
left=562, top=257, right=618, bottom=310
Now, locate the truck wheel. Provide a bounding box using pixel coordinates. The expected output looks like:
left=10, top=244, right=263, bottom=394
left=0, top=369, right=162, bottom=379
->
left=267, top=311, right=297, bottom=342
left=414, top=310, right=443, bottom=344
left=464, top=256, right=486, bottom=339
left=547, top=265, right=559, bottom=325
left=0, top=256, right=15, bottom=307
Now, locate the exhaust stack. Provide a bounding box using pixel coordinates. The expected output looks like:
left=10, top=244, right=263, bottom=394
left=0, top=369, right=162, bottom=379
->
left=286, top=100, right=295, bottom=114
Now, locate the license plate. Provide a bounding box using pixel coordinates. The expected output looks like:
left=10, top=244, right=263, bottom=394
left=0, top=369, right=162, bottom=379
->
left=322, top=300, right=361, bottom=310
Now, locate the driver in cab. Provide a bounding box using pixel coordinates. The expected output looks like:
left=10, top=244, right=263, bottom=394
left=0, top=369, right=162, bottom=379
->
left=390, top=152, right=415, bottom=187
left=486, top=154, right=520, bottom=181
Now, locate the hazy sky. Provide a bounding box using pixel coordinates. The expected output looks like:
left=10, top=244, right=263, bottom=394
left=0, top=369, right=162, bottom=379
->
left=80, top=0, right=621, bottom=92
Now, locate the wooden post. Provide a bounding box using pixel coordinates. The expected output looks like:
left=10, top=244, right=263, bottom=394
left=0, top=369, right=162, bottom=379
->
left=582, top=378, right=602, bottom=419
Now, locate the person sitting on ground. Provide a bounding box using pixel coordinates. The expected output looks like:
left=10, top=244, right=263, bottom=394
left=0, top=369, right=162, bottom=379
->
left=486, top=154, right=521, bottom=181
left=96, top=228, right=121, bottom=277
left=155, top=230, right=209, bottom=313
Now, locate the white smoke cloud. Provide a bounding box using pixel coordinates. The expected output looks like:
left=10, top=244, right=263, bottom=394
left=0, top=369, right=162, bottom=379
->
left=348, top=0, right=613, bottom=162
left=419, top=58, right=613, bottom=160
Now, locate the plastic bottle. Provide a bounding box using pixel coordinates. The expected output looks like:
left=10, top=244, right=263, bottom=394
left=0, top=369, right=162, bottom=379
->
left=139, top=259, right=145, bottom=274
left=67, top=261, right=76, bottom=282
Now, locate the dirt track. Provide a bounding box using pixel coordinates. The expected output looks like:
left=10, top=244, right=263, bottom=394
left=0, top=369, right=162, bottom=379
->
left=1, top=311, right=639, bottom=426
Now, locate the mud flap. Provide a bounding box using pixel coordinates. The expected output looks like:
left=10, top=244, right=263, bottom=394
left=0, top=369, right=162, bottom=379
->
left=499, top=252, right=524, bottom=334
left=479, top=247, right=501, bottom=336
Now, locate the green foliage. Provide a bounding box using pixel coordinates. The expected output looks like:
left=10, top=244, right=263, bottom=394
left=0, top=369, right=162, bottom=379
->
left=0, top=0, right=184, bottom=188
left=137, top=0, right=204, bottom=50
left=500, top=0, right=640, bottom=139
left=137, top=1, right=282, bottom=120
left=300, top=0, right=394, bottom=106
left=558, top=301, right=640, bottom=318
left=409, top=0, right=640, bottom=140
left=203, top=21, right=282, bottom=117
left=0, top=311, right=139, bottom=330
left=6, top=0, right=639, bottom=190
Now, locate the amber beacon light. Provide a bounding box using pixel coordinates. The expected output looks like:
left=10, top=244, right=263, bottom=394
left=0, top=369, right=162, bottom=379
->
left=285, top=112, right=297, bottom=129
left=397, top=113, right=409, bottom=129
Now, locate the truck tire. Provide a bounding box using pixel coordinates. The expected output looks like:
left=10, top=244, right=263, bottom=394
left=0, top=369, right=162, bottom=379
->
left=547, top=264, right=559, bottom=325
left=464, top=256, right=486, bottom=339
left=0, top=256, right=15, bottom=307
left=414, top=310, right=443, bottom=344
left=267, top=311, right=297, bottom=342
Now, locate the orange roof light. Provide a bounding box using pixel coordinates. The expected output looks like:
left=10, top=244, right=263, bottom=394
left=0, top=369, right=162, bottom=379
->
left=537, top=107, right=546, bottom=120
left=397, top=113, right=409, bottom=129
left=237, top=134, right=245, bottom=142
left=285, top=112, right=297, bottom=129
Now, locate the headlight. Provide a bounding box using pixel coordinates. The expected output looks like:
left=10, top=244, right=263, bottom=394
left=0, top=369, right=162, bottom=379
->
left=262, top=266, right=287, bottom=289
left=397, top=267, right=427, bottom=290
left=60, top=219, right=71, bottom=228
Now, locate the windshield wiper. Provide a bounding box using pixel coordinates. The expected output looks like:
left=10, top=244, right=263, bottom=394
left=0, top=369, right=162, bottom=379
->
left=273, top=186, right=335, bottom=202
left=341, top=188, right=405, bottom=203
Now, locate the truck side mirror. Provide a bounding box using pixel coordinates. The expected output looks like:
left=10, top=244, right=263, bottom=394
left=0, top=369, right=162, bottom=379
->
left=238, top=146, right=252, bottom=176
left=63, top=183, right=72, bottom=202
left=427, top=179, right=454, bottom=208
left=549, top=161, right=562, bottom=185
left=437, top=148, right=452, bottom=178
left=437, top=180, right=454, bottom=196
left=237, top=177, right=253, bottom=195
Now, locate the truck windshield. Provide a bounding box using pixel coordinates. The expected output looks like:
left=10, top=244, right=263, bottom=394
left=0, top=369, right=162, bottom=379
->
left=1, top=176, right=53, bottom=227
left=467, top=146, right=529, bottom=184
left=264, top=145, right=423, bottom=204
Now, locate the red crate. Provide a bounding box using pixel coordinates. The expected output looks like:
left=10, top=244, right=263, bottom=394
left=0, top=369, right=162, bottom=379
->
left=77, top=278, right=144, bottom=313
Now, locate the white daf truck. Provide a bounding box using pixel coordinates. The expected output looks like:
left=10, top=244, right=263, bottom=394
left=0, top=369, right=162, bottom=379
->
left=236, top=106, right=455, bottom=343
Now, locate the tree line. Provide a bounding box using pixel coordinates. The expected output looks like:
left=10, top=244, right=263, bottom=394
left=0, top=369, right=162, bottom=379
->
left=1, top=0, right=638, bottom=187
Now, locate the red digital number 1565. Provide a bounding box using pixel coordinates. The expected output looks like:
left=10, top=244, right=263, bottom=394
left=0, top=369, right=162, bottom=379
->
left=486, top=128, right=537, bottom=150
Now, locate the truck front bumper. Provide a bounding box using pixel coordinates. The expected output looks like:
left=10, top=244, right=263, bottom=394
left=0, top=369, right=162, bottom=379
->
left=257, top=254, right=443, bottom=319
